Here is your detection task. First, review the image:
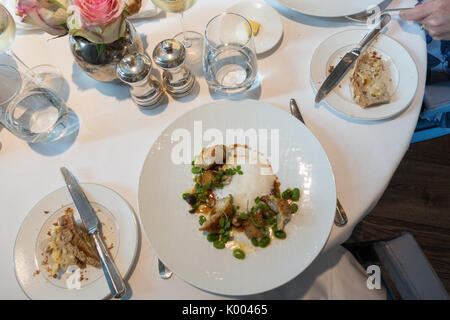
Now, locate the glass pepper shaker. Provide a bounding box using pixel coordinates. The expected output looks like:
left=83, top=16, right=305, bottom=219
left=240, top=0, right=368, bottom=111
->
left=116, top=52, right=165, bottom=109
left=152, top=39, right=196, bottom=98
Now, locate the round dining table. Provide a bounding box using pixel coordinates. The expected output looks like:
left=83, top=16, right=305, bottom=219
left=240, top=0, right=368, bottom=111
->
left=0, top=0, right=426, bottom=299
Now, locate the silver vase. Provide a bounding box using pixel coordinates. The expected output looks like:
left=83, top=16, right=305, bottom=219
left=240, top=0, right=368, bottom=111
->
left=69, top=20, right=143, bottom=82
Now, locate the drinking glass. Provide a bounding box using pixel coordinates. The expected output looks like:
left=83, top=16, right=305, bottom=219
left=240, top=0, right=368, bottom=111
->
left=203, top=13, right=258, bottom=95
left=0, top=65, right=69, bottom=143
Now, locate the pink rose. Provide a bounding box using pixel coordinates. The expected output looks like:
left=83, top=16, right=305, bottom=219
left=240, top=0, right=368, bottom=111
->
left=73, top=0, right=125, bottom=26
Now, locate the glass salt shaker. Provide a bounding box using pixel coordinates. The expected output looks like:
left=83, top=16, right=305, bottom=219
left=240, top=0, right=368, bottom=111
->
left=152, top=39, right=196, bottom=98
left=116, top=52, right=165, bottom=109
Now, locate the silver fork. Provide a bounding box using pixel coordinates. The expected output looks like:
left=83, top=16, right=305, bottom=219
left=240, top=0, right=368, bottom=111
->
left=289, top=98, right=348, bottom=226
left=158, top=259, right=172, bottom=279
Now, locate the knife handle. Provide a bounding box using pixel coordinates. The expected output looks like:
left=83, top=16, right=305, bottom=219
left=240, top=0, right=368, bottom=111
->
left=358, top=14, right=391, bottom=51
left=92, top=232, right=127, bottom=298
left=290, top=99, right=305, bottom=125
left=334, top=198, right=348, bottom=227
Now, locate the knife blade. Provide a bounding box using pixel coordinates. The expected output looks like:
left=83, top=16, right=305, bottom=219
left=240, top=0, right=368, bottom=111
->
left=60, top=167, right=99, bottom=234
left=60, top=167, right=126, bottom=298
left=314, top=14, right=391, bottom=104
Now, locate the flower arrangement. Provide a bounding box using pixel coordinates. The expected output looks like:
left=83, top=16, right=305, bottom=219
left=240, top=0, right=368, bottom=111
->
left=16, top=0, right=141, bottom=44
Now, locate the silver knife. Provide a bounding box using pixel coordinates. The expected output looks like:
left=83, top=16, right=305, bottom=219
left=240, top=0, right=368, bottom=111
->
left=60, top=167, right=126, bottom=298
left=314, top=14, right=391, bottom=104
left=289, top=99, right=348, bottom=226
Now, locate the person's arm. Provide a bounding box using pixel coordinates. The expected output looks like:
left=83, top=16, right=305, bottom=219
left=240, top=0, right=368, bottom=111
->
left=400, top=0, right=450, bottom=40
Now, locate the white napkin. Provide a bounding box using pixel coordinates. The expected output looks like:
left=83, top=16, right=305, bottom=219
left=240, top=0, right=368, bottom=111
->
left=248, top=246, right=387, bottom=300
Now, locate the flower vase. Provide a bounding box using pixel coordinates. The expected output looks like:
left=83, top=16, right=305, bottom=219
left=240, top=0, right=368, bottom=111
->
left=69, top=20, right=143, bottom=82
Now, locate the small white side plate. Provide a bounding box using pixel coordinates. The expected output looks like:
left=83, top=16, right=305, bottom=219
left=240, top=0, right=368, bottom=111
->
left=311, top=29, right=418, bottom=121
left=227, top=0, right=283, bottom=54
left=14, top=183, right=138, bottom=300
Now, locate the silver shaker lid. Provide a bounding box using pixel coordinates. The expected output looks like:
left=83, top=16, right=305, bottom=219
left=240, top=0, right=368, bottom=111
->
left=152, top=39, right=186, bottom=69
left=116, top=52, right=152, bottom=83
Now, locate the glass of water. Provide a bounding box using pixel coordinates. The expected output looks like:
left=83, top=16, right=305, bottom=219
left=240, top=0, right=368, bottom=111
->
left=0, top=65, right=68, bottom=143
left=203, top=13, right=258, bottom=95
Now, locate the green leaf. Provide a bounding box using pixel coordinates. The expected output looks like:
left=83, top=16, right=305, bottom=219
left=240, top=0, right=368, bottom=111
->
left=48, top=0, right=67, bottom=10
left=96, top=43, right=105, bottom=57
left=239, top=213, right=248, bottom=220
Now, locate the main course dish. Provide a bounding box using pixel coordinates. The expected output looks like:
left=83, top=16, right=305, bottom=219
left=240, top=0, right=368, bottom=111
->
left=182, top=144, right=301, bottom=260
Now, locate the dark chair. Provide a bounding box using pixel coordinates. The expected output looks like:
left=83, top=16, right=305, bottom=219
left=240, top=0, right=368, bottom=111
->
left=344, top=232, right=449, bottom=300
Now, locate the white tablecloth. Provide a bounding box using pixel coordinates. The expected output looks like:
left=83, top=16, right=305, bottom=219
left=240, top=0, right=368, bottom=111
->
left=0, top=0, right=425, bottom=299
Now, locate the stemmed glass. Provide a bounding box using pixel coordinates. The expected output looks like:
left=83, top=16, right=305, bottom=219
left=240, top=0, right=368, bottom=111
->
left=0, top=3, right=62, bottom=90
left=151, top=0, right=203, bottom=66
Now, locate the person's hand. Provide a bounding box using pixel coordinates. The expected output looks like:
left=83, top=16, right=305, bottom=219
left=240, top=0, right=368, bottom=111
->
left=400, top=0, right=450, bottom=40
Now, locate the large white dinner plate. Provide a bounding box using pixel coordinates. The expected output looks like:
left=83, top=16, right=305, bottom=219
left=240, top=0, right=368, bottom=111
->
left=311, top=29, right=418, bottom=121
left=226, top=0, right=283, bottom=54
left=138, top=100, right=336, bottom=296
left=14, top=183, right=138, bottom=300
left=276, top=0, right=384, bottom=17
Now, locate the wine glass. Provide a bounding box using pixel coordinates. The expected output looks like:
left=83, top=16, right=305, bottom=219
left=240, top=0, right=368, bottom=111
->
left=151, top=0, right=203, bottom=70
left=0, top=4, right=63, bottom=92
